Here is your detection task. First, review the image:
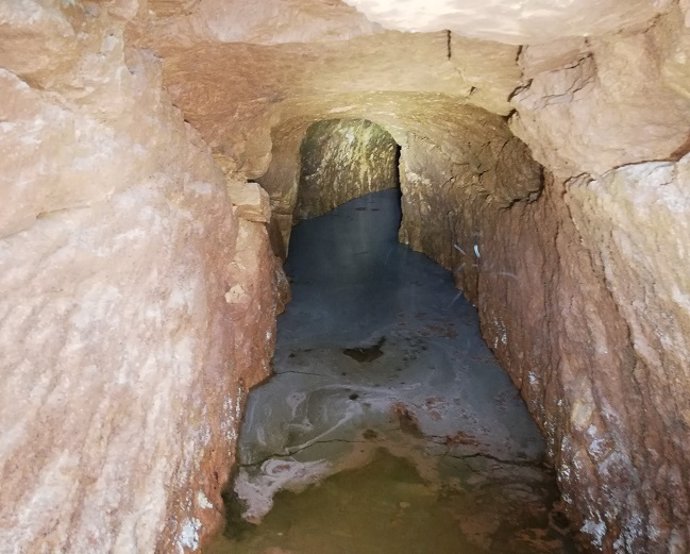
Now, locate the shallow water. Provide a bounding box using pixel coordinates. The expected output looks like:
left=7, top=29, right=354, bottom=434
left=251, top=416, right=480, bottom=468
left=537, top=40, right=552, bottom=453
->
left=206, top=190, right=575, bottom=553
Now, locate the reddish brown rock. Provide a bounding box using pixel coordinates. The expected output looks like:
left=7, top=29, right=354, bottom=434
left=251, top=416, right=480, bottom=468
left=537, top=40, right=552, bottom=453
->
left=0, top=2, right=280, bottom=552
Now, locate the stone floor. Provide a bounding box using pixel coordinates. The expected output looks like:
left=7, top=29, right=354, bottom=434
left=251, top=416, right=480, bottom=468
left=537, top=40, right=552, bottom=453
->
left=207, top=189, right=576, bottom=553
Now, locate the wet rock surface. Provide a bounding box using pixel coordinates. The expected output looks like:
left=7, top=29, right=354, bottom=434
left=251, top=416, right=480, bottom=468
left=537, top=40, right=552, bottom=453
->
left=209, top=190, right=575, bottom=553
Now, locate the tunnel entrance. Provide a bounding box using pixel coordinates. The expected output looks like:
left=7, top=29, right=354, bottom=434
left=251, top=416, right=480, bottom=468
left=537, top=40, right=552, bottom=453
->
left=295, top=118, right=401, bottom=222
left=208, top=125, right=575, bottom=553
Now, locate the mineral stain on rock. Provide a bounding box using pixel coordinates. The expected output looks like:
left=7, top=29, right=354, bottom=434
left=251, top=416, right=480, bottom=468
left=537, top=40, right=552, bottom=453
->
left=393, top=402, right=423, bottom=438
left=343, top=337, right=386, bottom=363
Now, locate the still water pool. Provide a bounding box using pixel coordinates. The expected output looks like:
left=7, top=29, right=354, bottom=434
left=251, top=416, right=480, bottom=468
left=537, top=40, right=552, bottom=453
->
left=206, top=190, right=576, bottom=554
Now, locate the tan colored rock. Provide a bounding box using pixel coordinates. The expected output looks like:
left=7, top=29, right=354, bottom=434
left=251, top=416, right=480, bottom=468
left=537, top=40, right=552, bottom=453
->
left=132, top=28, right=522, bottom=177
left=0, top=2, right=280, bottom=553
left=559, top=156, right=690, bottom=551
left=658, top=3, right=690, bottom=102
left=144, top=0, right=380, bottom=46
left=518, top=36, right=589, bottom=79
left=449, top=35, right=521, bottom=115
left=510, top=7, right=690, bottom=177
left=0, top=0, right=77, bottom=80
left=0, top=172, right=279, bottom=554
left=226, top=181, right=272, bottom=223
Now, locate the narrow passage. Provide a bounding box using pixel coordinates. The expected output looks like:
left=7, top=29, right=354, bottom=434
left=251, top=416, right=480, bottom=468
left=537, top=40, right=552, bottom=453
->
left=208, top=190, right=575, bottom=553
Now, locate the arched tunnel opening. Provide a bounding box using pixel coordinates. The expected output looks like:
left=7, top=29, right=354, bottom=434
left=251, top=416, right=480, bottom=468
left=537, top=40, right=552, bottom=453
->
left=295, top=119, right=402, bottom=222
left=2, top=3, right=689, bottom=553
left=207, top=119, right=575, bottom=553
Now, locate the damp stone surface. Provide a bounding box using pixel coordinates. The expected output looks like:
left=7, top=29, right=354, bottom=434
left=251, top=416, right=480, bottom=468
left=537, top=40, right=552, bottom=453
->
left=208, top=190, right=576, bottom=553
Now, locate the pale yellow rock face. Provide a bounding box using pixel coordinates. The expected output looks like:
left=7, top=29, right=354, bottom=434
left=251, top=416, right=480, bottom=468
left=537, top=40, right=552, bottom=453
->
left=145, top=0, right=380, bottom=45
left=296, top=119, right=399, bottom=220
left=226, top=181, right=272, bottom=223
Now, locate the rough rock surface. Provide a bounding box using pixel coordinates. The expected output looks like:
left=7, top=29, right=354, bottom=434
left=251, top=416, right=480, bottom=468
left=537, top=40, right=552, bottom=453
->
left=297, top=119, right=398, bottom=220
left=398, top=138, right=690, bottom=552
left=341, top=0, right=673, bottom=44
left=226, top=181, right=272, bottom=223
left=510, top=7, right=690, bottom=177
left=398, top=123, right=543, bottom=286
left=145, top=0, right=380, bottom=45
left=3, top=0, right=690, bottom=553
left=0, top=2, right=279, bottom=552
left=561, top=158, right=690, bottom=551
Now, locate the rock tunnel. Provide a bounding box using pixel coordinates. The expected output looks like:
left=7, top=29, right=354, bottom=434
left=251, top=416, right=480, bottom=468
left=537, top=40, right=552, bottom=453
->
left=1, top=1, right=689, bottom=553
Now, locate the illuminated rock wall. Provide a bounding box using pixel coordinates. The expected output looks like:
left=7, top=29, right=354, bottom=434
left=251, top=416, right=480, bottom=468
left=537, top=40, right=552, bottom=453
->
left=296, top=119, right=399, bottom=220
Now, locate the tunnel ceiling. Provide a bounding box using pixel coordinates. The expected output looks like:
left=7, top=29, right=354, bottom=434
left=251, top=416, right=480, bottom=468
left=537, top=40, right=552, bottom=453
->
left=340, top=0, right=672, bottom=43
left=142, top=0, right=672, bottom=44
left=130, top=0, right=689, bottom=182
left=131, top=28, right=521, bottom=179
